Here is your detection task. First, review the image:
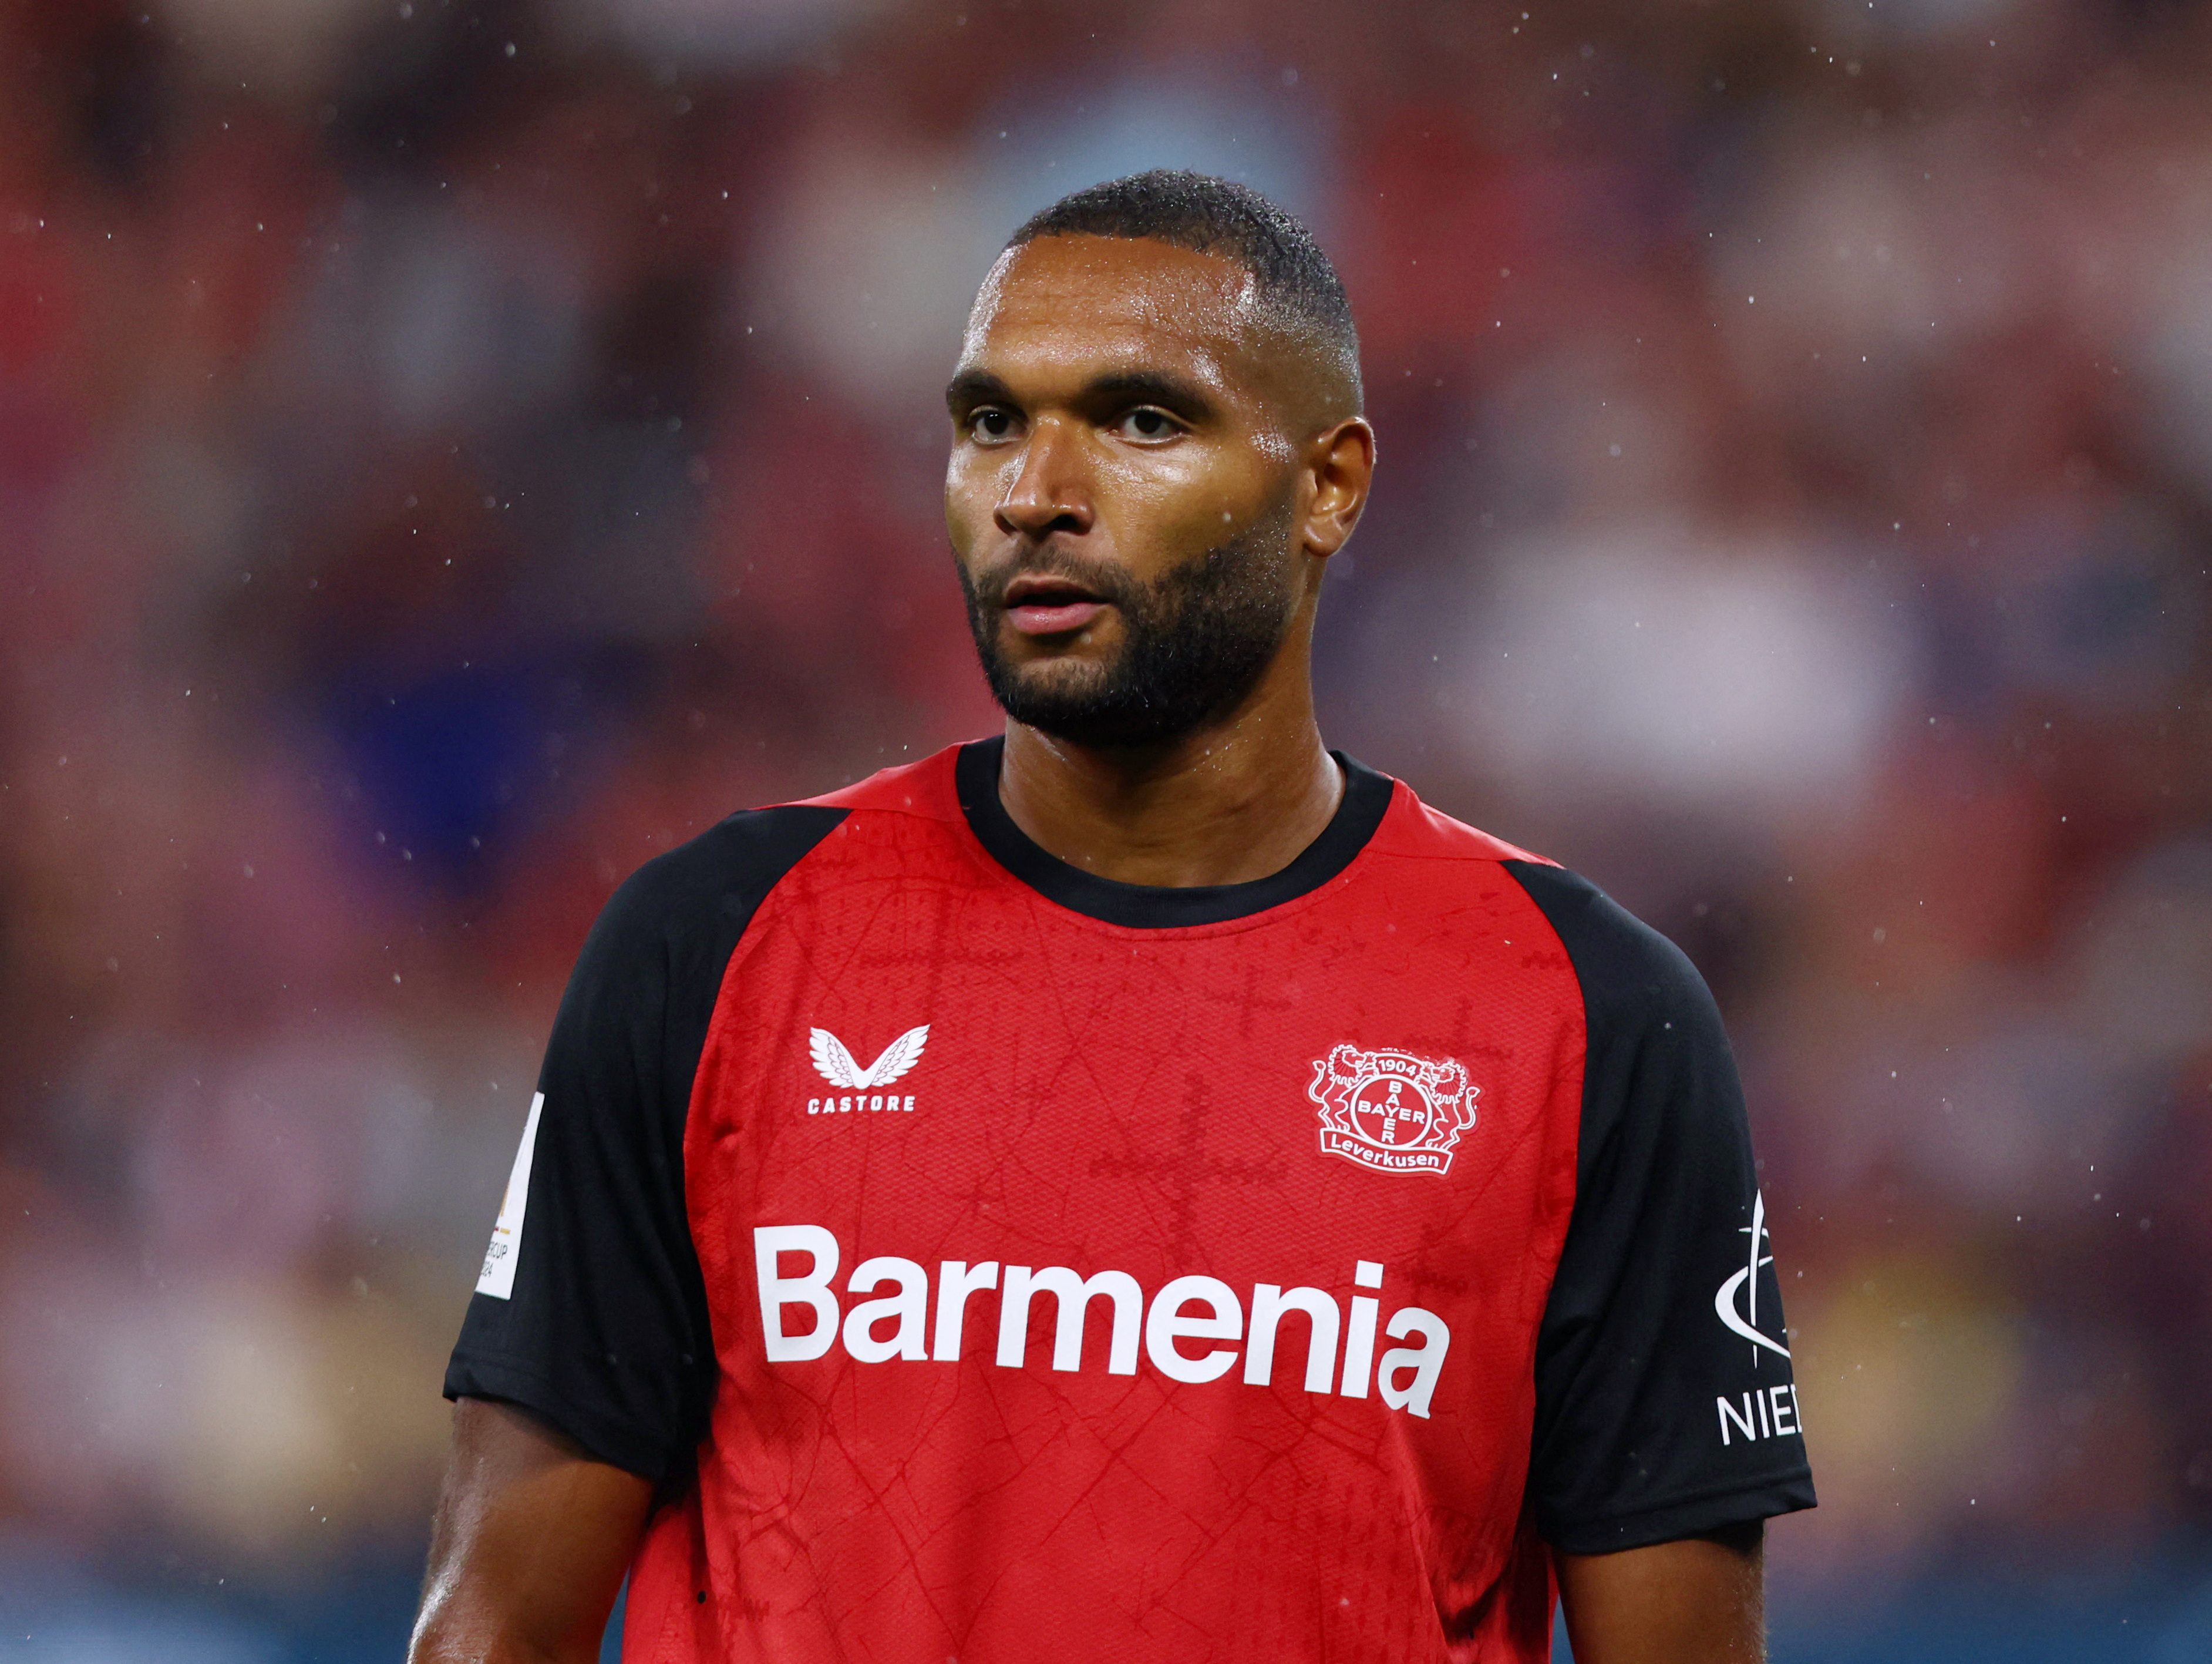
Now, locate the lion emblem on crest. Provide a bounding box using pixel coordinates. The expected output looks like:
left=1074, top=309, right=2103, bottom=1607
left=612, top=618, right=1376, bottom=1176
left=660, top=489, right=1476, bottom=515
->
left=1308, top=1044, right=1478, bottom=1177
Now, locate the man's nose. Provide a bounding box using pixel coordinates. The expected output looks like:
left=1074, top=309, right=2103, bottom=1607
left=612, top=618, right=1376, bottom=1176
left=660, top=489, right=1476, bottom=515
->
left=994, top=421, right=1094, bottom=542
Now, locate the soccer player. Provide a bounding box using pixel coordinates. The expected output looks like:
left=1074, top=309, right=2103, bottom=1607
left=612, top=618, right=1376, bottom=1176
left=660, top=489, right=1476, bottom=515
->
left=412, top=171, right=1813, bottom=1664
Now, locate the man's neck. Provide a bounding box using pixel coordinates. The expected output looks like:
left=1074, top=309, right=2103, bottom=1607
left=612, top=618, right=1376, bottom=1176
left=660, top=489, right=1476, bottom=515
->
left=995, top=691, right=1345, bottom=890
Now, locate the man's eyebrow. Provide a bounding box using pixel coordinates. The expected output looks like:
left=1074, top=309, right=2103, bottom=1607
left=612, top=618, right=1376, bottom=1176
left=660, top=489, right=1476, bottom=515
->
left=945, top=369, right=1013, bottom=413
left=943, top=367, right=1220, bottom=419
left=1081, top=370, right=1216, bottom=417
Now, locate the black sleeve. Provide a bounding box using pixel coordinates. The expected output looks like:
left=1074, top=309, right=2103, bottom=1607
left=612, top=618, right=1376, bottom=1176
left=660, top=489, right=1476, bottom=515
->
left=444, top=805, right=844, bottom=1483
left=1504, top=861, right=1816, bottom=1554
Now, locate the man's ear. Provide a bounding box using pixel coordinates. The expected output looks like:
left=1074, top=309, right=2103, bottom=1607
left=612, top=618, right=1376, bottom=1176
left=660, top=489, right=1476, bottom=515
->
left=1299, top=418, right=1376, bottom=561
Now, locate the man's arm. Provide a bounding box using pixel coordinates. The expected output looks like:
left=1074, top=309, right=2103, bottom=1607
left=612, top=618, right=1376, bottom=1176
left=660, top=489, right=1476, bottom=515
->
left=1556, top=1523, right=1765, bottom=1664
left=409, top=1397, right=656, bottom=1664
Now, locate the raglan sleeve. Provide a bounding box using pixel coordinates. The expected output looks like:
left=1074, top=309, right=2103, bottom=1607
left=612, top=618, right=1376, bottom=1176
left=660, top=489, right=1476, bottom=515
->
left=442, top=846, right=724, bottom=1484
left=1505, top=861, right=1817, bottom=1554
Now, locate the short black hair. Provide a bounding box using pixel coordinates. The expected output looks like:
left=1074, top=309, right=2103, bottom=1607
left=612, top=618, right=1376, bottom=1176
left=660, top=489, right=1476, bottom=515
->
left=1005, top=169, right=1362, bottom=412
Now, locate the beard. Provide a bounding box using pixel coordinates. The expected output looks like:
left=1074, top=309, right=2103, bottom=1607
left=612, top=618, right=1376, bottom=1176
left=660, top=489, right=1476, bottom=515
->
left=957, top=502, right=1300, bottom=748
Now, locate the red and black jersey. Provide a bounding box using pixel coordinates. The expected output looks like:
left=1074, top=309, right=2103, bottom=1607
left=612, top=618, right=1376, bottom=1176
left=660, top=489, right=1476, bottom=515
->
left=447, top=739, right=1814, bottom=1663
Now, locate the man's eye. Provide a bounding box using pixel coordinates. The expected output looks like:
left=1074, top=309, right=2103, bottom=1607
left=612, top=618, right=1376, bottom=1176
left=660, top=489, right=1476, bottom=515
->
left=968, top=409, right=1016, bottom=442
left=1115, top=408, right=1181, bottom=441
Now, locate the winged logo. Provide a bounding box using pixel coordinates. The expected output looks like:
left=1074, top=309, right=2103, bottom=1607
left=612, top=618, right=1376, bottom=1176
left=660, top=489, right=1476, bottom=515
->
left=809, top=1024, right=930, bottom=1090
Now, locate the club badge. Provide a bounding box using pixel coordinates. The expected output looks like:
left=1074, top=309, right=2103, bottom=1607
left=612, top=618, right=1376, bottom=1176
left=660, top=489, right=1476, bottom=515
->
left=1308, top=1044, right=1477, bottom=1177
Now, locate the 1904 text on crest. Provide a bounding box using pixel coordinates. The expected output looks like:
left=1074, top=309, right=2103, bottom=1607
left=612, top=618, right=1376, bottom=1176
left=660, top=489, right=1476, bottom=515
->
left=1308, top=1045, right=1478, bottom=1177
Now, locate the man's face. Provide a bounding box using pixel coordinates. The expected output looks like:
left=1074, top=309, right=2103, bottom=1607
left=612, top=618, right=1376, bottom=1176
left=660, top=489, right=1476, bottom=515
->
left=944, top=234, right=1307, bottom=747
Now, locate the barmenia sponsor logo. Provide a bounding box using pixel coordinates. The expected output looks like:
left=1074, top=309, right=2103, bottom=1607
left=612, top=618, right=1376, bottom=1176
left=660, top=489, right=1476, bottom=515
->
left=753, top=1226, right=1452, bottom=1418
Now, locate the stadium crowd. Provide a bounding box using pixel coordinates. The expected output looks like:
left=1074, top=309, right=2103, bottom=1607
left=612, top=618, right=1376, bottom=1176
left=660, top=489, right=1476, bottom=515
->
left=1, top=0, right=2209, bottom=1654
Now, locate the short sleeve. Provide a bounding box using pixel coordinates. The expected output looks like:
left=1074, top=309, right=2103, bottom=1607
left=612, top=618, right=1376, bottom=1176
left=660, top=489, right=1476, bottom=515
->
left=1504, top=862, right=1817, bottom=1554
left=444, top=805, right=844, bottom=1483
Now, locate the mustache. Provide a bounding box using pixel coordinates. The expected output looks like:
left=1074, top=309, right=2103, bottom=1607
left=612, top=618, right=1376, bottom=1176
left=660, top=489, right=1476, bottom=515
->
left=965, top=546, right=1145, bottom=612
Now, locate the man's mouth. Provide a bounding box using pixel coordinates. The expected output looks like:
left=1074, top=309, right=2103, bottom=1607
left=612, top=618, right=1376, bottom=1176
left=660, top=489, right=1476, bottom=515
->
left=1002, top=574, right=1108, bottom=637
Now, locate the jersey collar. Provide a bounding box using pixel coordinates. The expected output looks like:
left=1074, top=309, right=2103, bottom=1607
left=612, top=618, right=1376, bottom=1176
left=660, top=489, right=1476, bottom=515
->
left=954, top=734, right=1395, bottom=929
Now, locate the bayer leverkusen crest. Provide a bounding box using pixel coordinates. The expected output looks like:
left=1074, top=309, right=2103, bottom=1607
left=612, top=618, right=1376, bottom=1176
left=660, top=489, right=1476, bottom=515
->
left=1308, top=1044, right=1478, bottom=1177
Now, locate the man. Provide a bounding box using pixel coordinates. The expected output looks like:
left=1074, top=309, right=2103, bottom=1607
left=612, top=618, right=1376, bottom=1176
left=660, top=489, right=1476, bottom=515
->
left=412, top=171, right=1813, bottom=1664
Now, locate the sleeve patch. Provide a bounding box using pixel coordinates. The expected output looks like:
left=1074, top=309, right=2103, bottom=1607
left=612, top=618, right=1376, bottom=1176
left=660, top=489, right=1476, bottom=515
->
left=476, top=1092, right=545, bottom=1300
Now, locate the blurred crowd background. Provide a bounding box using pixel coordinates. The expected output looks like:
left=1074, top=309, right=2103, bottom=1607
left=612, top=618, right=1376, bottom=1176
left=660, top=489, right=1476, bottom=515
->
left=4, top=0, right=2211, bottom=1657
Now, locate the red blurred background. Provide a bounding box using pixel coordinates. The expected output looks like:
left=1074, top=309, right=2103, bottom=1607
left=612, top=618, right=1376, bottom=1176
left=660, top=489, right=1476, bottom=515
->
left=3, top=1, right=2210, bottom=1656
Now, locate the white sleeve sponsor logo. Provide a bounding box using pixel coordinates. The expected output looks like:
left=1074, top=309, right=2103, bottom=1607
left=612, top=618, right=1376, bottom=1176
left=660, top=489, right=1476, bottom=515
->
left=476, top=1092, right=544, bottom=1299
left=1715, top=1191, right=1791, bottom=1363
left=1718, top=1383, right=1804, bottom=1446
left=750, top=1231, right=1452, bottom=1418
left=1712, top=1190, right=1804, bottom=1445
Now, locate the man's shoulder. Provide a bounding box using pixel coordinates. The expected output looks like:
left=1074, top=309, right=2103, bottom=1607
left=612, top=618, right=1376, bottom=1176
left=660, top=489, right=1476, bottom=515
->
left=580, top=800, right=852, bottom=965
left=1495, top=862, right=1719, bottom=1046
left=1363, top=772, right=1704, bottom=1024
left=616, top=744, right=968, bottom=917
left=789, top=743, right=968, bottom=821
left=1362, top=767, right=1555, bottom=869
